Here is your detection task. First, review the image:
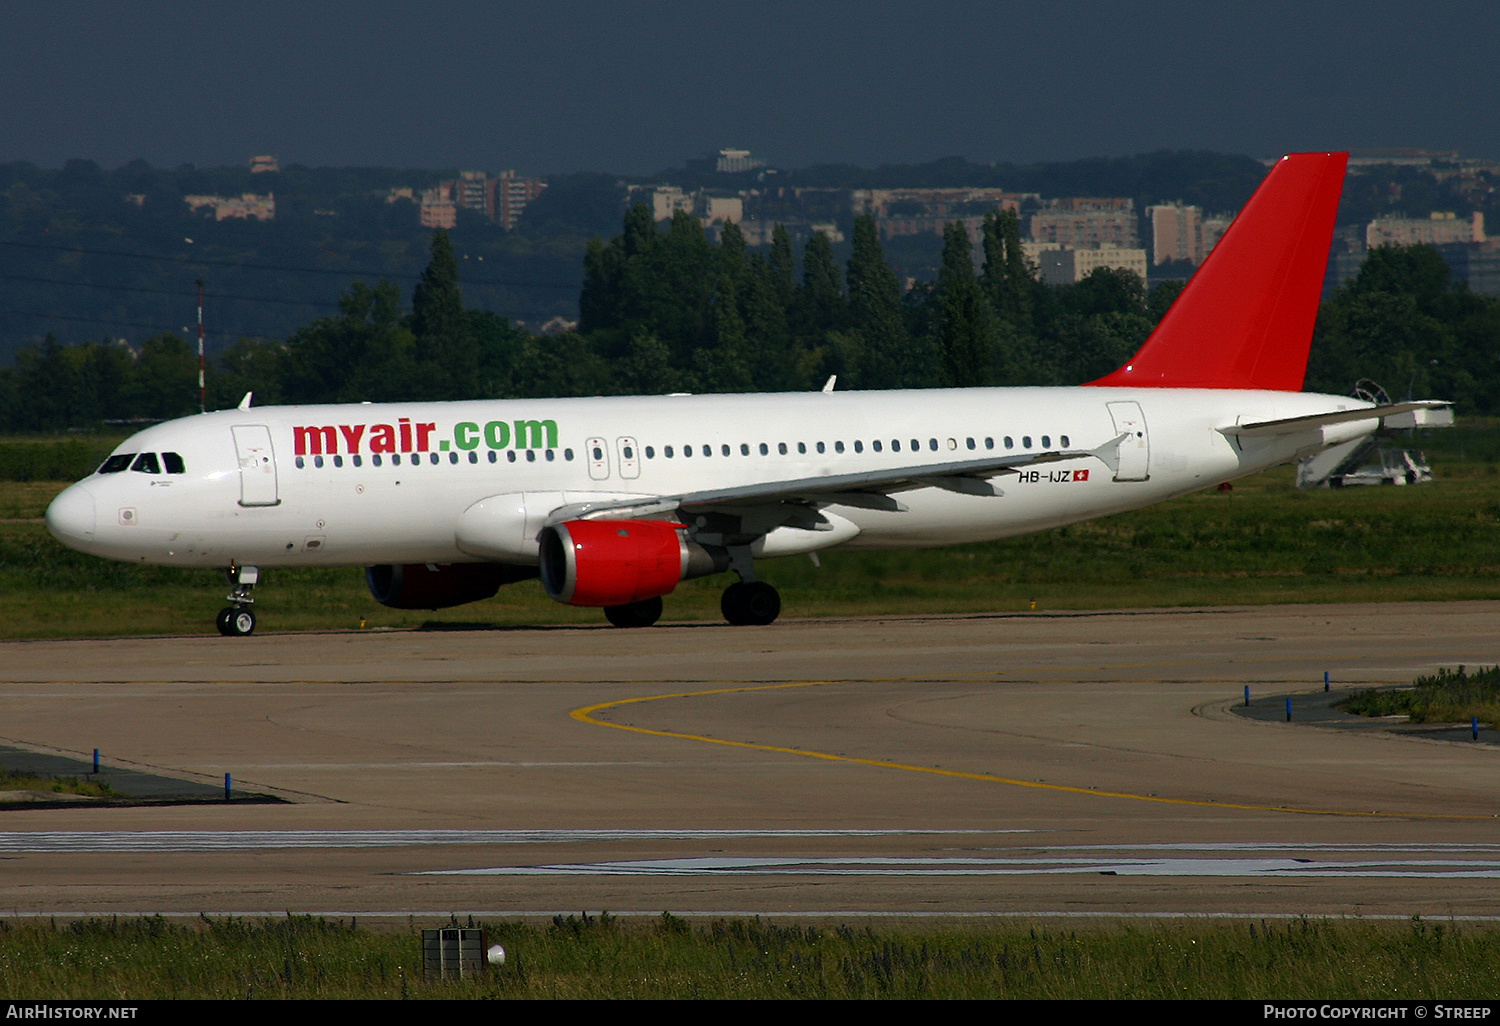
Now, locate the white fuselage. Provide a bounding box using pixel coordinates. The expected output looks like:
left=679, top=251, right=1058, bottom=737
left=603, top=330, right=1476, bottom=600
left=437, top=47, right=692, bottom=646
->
left=46, top=386, right=1378, bottom=571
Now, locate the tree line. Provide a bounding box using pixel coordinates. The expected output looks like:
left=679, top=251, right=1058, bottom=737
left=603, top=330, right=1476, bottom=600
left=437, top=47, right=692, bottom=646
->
left=2, top=208, right=1497, bottom=432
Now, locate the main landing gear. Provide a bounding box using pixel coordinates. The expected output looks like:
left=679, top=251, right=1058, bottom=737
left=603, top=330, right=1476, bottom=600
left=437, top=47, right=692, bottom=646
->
left=604, top=596, right=663, bottom=628
left=217, top=565, right=259, bottom=637
left=719, top=544, right=780, bottom=626
left=721, top=580, right=781, bottom=626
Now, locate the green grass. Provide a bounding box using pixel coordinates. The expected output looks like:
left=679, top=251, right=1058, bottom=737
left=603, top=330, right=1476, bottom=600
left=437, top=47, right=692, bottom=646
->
left=1, top=914, right=1497, bottom=999
left=4, top=424, right=1500, bottom=639
left=1343, top=666, right=1500, bottom=728
left=0, top=769, right=118, bottom=797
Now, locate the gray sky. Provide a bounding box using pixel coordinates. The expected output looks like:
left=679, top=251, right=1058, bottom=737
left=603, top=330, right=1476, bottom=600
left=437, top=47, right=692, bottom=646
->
left=2, top=0, right=1495, bottom=174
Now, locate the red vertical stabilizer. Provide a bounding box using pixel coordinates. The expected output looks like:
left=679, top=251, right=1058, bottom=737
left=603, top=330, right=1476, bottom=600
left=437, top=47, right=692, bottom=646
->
left=1087, top=152, right=1347, bottom=391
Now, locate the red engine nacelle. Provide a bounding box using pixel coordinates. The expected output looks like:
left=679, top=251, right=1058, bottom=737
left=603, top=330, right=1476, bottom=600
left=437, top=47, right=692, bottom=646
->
left=539, top=519, right=694, bottom=607
left=365, top=562, right=536, bottom=610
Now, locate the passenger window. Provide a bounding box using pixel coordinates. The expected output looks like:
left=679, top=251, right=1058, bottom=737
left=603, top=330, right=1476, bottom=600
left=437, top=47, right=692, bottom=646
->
left=740, top=443, right=750, bottom=455
left=835, top=441, right=845, bottom=453
left=854, top=440, right=863, bottom=453
left=565, top=449, right=574, bottom=461
left=702, top=445, right=711, bottom=457
left=314, top=455, right=325, bottom=468
left=131, top=452, right=161, bottom=474
left=448, top=452, right=457, bottom=464
left=334, top=455, right=344, bottom=468
left=798, top=442, right=807, bottom=454
left=873, top=440, right=883, bottom=452
left=645, top=446, right=655, bottom=459
left=778, top=442, right=787, bottom=455
left=665, top=445, right=674, bottom=458
left=682, top=445, right=691, bottom=458
left=911, top=439, right=920, bottom=451
left=985, top=437, right=994, bottom=449
left=1023, top=436, right=1032, bottom=448
left=545, top=450, right=555, bottom=461
left=354, top=455, right=364, bottom=467
left=1004, top=437, right=1014, bottom=449
left=816, top=441, right=825, bottom=454
left=721, top=444, right=730, bottom=456
left=526, top=450, right=536, bottom=462
left=1042, top=435, right=1051, bottom=448
left=430, top=452, right=440, bottom=465
left=759, top=443, right=769, bottom=455
left=1061, top=435, right=1070, bottom=448
left=623, top=446, right=634, bottom=459
left=892, top=440, right=901, bottom=452
left=508, top=451, right=517, bottom=463
left=392, top=454, right=402, bottom=466
left=469, top=452, right=478, bottom=464
left=485, top=452, right=495, bottom=464
left=162, top=452, right=185, bottom=474
left=966, top=438, right=976, bottom=450
left=99, top=454, right=134, bottom=474
left=295, top=456, right=305, bottom=469
left=373, top=455, right=383, bottom=466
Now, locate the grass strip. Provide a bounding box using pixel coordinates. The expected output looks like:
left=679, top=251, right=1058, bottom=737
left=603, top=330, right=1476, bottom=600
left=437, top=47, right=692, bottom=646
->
left=0, top=913, right=1497, bottom=1000
left=1343, top=666, right=1500, bottom=728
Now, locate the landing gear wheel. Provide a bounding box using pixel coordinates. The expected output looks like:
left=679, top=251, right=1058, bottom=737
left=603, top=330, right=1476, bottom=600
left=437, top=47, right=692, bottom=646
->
left=721, top=581, right=781, bottom=626
left=604, top=596, right=663, bottom=628
left=218, top=606, right=256, bottom=637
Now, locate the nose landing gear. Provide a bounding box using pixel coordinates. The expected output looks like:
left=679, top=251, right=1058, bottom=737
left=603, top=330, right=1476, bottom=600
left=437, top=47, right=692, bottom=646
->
left=217, top=565, right=259, bottom=636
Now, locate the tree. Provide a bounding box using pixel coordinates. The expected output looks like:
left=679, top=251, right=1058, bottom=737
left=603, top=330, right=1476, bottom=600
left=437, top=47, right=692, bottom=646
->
left=937, top=222, right=995, bottom=387
left=846, top=215, right=913, bottom=388
left=410, top=230, right=477, bottom=399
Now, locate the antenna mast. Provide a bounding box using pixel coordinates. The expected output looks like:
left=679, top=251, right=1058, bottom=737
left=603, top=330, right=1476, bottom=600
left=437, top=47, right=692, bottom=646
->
left=196, top=277, right=205, bottom=413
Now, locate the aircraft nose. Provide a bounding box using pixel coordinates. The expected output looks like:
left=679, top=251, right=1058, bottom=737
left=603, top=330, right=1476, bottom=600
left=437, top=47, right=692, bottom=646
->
left=46, top=483, right=97, bottom=548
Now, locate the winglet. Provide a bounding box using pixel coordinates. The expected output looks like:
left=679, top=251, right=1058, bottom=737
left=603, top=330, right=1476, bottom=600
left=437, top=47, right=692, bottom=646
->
left=1088, top=152, right=1347, bottom=391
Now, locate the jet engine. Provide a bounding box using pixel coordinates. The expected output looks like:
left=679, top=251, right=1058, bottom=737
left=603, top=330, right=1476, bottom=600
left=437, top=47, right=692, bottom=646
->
left=538, top=519, right=727, bottom=607
left=365, top=562, right=537, bottom=610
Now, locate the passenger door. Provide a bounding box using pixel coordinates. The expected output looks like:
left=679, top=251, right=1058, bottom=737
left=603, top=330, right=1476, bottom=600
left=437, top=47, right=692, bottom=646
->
left=231, top=425, right=280, bottom=506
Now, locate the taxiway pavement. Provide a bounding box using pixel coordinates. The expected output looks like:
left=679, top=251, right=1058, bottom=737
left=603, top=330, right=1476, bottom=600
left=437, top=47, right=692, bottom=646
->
left=1, top=601, right=1497, bottom=921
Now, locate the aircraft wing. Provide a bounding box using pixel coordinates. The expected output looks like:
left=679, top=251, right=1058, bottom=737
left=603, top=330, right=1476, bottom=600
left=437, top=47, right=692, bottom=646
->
left=1224, top=401, right=1451, bottom=438
left=545, top=441, right=1121, bottom=525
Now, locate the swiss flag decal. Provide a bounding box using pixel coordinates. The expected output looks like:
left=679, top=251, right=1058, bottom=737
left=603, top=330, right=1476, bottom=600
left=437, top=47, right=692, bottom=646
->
left=1073, top=469, right=1090, bottom=481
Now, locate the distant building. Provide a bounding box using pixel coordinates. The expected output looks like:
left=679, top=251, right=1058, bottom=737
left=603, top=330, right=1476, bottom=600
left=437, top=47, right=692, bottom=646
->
left=183, top=193, right=275, bottom=222
left=418, top=185, right=457, bottom=229
left=648, top=186, right=696, bottom=221
left=1147, top=204, right=1201, bottom=265
left=249, top=155, right=280, bottom=174
left=1366, top=211, right=1485, bottom=248
left=1028, top=244, right=1148, bottom=286
left=496, top=170, right=547, bottom=230
left=715, top=148, right=765, bottom=173
left=1029, top=198, right=1138, bottom=249
left=1437, top=240, right=1500, bottom=297
left=457, top=170, right=496, bottom=220
left=738, top=220, right=845, bottom=247
left=698, top=194, right=743, bottom=226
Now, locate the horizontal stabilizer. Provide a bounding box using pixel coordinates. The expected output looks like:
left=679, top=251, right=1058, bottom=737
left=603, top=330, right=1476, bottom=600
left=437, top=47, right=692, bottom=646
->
left=1224, top=401, right=1451, bottom=438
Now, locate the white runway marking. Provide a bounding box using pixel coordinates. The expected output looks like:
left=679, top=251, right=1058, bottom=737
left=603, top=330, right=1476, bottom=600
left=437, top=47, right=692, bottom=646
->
left=0, top=828, right=1024, bottom=853
left=423, top=854, right=1500, bottom=878
left=414, top=842, right=1500, bottom=879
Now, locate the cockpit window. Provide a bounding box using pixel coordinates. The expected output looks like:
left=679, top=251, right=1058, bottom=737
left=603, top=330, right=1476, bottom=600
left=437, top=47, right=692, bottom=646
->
left=98, top=454, right=134, bottom=474
left=130, top=452, right=161, bottom=475
left=162, top=452, right=185, bottom=474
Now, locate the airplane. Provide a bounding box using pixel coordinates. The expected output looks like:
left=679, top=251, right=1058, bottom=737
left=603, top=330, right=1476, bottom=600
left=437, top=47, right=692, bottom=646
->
left=45, top=152, right=1450, bottom=636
